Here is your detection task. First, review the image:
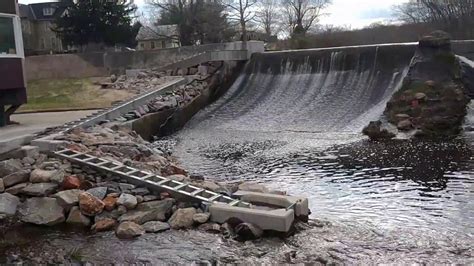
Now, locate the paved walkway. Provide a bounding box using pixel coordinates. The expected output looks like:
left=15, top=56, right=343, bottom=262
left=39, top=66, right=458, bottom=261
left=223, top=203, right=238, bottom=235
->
left=0, top=110, right=95, bottom=154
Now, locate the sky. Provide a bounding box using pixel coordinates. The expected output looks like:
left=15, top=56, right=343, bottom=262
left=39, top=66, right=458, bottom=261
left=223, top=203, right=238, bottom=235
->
left=18, top=0, right=410, bottom=29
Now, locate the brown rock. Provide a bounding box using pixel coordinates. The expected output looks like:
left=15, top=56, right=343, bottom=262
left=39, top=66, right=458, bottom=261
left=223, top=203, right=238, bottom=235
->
left=103, top=195, right=118, bottom=211
left=2, top=170, right=30, bottom=188
left=79, top=192, right=105, bottom=216
left=92, top=218, right=117, bottom=232
left=62, top=175, right=81, bottom=190
left=168, top=207, right=197, bottom=229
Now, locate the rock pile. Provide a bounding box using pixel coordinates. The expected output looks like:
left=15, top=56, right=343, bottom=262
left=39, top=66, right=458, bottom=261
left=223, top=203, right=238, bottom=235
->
left=363, top=31, right=471, bottom=140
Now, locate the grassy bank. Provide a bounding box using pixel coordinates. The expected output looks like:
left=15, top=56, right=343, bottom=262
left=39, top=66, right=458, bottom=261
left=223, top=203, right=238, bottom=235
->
left=20, top=77, right=133, bottom=112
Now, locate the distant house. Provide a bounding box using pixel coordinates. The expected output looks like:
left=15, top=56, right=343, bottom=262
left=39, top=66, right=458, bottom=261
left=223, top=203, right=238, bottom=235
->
left=19, top=2, right=66, bottom=55
left=136, top=25, right=180, bottom=51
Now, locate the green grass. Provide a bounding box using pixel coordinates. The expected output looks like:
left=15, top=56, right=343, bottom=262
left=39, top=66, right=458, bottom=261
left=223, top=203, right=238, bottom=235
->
left=20, top=77, right=132, bottom=112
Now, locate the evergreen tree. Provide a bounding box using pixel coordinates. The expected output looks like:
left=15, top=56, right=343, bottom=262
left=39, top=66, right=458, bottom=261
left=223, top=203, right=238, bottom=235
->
left=55, top=0, right=138, bottom=47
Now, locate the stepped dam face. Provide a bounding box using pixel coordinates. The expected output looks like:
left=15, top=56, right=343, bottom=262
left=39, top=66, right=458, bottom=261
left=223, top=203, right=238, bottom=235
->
left=167, top=44, right=474, bottom=263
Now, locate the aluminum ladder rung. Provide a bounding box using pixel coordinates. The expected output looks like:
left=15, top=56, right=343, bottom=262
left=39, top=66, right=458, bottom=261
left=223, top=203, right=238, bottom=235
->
left=229, top=200, right=241, bottom=206
left=208, top=194, right=222, bottom=202
left=175, top=184, right=187, bottom=190
left=191, top=188, right=204, bottom=196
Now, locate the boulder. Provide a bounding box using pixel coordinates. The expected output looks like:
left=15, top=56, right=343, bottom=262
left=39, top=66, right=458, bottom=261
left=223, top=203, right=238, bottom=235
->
left=53, top=189, right=82, bottom=210
left=5, top=183, right=28, bottom=195
left=116, top=221, right=145, bottom=239
left=362, top=121, right=396, bottom=140
left=167, top=174, right=187, bottom=182
left=193, top=213, right=210, bottom=224
left=118, top=198, right=174, bottom=224
left=19, top=145, right=39, bottom=158
left=419, top=30, right=451, bottom=48
left=117, top=193, right=137, bottom=209
left=30, top=169, right=65, bottom=184
left=86, top=187, right=108, bottom=200
left=0, top=180, right=3, bottom=193
left=118, top=183, right=135, bottom=192
left=142, top=221, right=170, bottom=233
left=92, top=218, right=117, bottom=232
left=103, top=195, right=118, bottom=211
left=0, top=193, right=20, bottom=219
left=2, top=171, right=30, bottom=188
left=130, top=187, right=150, bottom=196
left=397, top=119, right=413, bottom=131
left=18, top=197, right=65, bottom=226
left=21, top=183, right=58, bottom=197
left=162, top=163, right=187, bottom=176
left=79, top=192, right=105, bottom=216
left=61, top=175, right=81, bottom=190
left=0, top=159, right=23, bottom=178
left=235, top=223, right=263, bottom=240
left=199, top=181, right=221, bottom=192
left=168, top=207, right=197, bottom=229
left=66, top=206, right=91, bottom=227
left=94, top=209, right=122, bottom=223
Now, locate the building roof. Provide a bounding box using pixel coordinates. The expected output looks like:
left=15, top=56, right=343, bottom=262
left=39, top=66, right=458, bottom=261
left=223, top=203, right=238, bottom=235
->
left=136, top=24, right=179, bottom=41
left=19, top=2, right=67, bottom=21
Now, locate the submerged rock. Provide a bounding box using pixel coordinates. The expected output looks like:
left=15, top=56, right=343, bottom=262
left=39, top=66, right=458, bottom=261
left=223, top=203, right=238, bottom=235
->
left=19, top=197, right=65, bottom=226
left=116, top=221, right=145, bottom=239
left=362, top=121, right=396, bottom=140
left=0, top=193, right=20, bottom=219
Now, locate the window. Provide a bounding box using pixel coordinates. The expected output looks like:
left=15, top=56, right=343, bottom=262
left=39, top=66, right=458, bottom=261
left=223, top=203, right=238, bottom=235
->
left=140, top=43, right=145, bottom=49
left=161, top=40, right=166, bottom=48
left=151, top=41, right=155, bottom=49
left=43, top=7, right=55, bottom=16
left=0, top=16, right=16, bottom=55
left=40, top=38, right=45, bottom=50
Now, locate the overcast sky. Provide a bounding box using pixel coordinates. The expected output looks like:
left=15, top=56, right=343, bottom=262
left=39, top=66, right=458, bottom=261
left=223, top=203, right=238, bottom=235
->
left=18, top=0, right=409, bottom=29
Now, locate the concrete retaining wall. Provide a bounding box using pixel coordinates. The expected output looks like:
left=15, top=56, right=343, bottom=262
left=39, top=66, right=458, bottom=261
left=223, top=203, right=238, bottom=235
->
left=25, top=41, right=264, bottom=81
left=130, top=61, right=244, bottom=140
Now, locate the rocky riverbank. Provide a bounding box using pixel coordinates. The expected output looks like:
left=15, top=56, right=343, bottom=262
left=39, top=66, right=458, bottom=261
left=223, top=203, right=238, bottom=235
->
left=363, top=31, right=471, bottom=140
left=0, top=61, right=295, bottom=263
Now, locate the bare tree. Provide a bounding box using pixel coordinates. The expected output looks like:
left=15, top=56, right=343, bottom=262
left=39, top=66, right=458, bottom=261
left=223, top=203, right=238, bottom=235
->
left=283, top=0, right=331, bottom=36
left=254, top=0, right=281, bottom=38
left=395, top=0, right=474, bottom=24
left=226, top=0, right=257, bottom=46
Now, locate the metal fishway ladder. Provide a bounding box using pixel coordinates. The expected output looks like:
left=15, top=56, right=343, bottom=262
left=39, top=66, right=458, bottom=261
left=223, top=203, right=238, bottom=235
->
left=53, top=148, right=251, bottom=208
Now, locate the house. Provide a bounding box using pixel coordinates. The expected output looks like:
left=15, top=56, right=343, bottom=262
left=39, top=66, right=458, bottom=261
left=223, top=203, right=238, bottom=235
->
left=19, top=2, right=66, bottom=55
left=136, top=24, right=181, bottom=51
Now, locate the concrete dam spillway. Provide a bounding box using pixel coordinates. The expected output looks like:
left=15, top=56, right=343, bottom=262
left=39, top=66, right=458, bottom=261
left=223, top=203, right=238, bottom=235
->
left=189, top=44, right=414, bottom=133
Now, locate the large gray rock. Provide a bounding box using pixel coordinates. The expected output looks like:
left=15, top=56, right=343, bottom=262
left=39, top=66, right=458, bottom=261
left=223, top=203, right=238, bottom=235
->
left=19, top=197, right=65, bottom=226
left=94, top=209, right=122, bottom=223
left=0, top=193, right=20, bottom=219
left=53, top=189, right=82, bottom=210
left=168, top=207, right=197, bottom=229
left=0, top=159, right=23, bottom=178
left=66, top=206, right=91, bottom=227
left=30, top=169, right=65, bottom=184
left=2, top=171, right=30, bottom=188
left=5, top=183, right=28, bottom=195
left=117, top=193, right=137, bottom=209
left=118, top=198, right=174, bottom=224
left=21, top=183, right=58, bottom=196
left=142, top=221, right=170, bottom=233
left=86, top=187, right=108, bottom=200
left=116, top=221, right=144, bottom=239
